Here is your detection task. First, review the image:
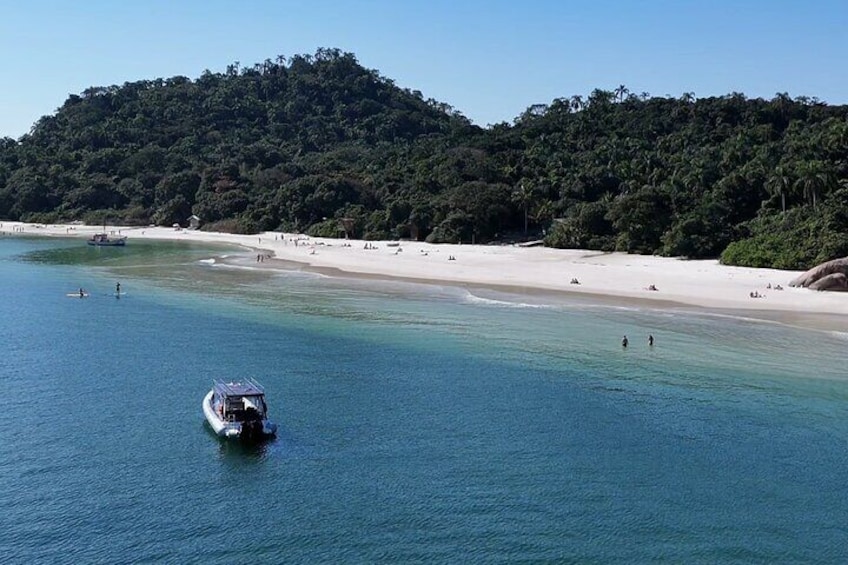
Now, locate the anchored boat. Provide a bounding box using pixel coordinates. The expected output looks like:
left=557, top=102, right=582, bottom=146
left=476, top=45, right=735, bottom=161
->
left=202, top=379, right=277, bottom=441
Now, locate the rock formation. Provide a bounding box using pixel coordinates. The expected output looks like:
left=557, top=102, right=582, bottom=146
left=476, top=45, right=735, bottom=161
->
left=808, top=272, right=848, bottom=291
left=789, top=257, right=848, bottom=291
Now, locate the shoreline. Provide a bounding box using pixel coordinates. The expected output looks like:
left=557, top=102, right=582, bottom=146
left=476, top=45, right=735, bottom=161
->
left=233, top=254, right=848, bottom=333
left=5, top=221, right=848, bottom=330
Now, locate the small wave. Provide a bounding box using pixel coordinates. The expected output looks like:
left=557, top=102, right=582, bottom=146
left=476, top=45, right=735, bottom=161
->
left=676, top=309, right=786, bottom=326
left=677, top=308, right=848, bottom=338
left=462, top=291, right=554, bottom=310
left=208, top=262, right=282, bottom=274
left=829, top=330, right=848, bottom=341
left=569, top=303, right=642, bottom=313
left=286, top=269, right=328, bottom=280
left=197, top=258, right=216, bottom=265
left=460, top=290, right=656, bottom=314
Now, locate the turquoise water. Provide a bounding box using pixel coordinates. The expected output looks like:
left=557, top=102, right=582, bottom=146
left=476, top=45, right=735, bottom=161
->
left=2, top=236, right=848, bottom=563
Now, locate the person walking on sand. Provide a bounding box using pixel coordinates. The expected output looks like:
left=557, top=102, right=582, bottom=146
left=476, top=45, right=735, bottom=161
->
left=648, top=334, right=654, bottom=347
left=622, top=335, right=628, bottom=348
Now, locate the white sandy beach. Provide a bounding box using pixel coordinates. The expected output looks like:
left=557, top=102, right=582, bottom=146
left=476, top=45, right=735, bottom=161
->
left=5, top=221, right=848, bottom=318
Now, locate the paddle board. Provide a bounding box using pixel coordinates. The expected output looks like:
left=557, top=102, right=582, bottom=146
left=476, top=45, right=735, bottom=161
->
left=66, top=293, right=89, bottom=298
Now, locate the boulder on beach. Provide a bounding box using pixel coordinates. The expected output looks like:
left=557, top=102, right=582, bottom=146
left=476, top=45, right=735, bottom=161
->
left=789, top=257, right=848, bottom=289
left=808, top=272, right=848, bottom=292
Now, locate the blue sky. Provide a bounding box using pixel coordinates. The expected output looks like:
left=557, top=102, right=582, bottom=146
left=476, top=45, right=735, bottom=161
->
left=1, top=0, right=846, bottom=138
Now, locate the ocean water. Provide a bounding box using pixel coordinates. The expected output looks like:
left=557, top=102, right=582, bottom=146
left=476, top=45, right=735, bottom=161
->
left=1, top=236, right=847, bottom=563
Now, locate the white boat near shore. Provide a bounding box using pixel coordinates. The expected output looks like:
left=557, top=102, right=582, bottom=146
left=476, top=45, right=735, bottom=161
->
left=87, top=233, right=127, bottom=246
left=202, top=379, right=277, bottom=441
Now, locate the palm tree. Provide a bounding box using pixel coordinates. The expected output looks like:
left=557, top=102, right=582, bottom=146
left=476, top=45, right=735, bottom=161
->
left=531, top=198, right=555, bottom=228
left=766, top=166, right=792, bottom=212
left=512, top=181, right=536, bottom=235
left=770, top=92, right=794, bottom=129
left=589, top=89, right=615, bottom=107
left=570, top=95, right=584, bottom=112
left=794, top=161, right=834, bottom=208
left=615, top=84, right=629, bottom=102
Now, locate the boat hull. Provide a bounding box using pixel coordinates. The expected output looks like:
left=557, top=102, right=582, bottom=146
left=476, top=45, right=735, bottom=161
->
left=202, top=390, right=276, bottom=440
left=87, top=240, right=126, bottom=246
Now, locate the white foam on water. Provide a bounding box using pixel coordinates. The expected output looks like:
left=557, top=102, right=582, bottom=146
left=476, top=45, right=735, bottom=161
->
left=461, top=290, right=554, bottom=310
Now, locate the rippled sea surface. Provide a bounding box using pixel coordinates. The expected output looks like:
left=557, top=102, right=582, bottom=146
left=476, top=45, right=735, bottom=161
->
left=2, top=236, right=848, bottom=563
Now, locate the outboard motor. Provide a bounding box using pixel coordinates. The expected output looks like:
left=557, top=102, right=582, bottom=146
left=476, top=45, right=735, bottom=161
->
left=239, top=405, right=265, bottom=442
left=241, top=420, right=262, bottom=442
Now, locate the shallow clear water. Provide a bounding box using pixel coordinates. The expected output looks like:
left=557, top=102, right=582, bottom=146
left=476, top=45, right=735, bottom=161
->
left=1, top=236, right=847, bottom=563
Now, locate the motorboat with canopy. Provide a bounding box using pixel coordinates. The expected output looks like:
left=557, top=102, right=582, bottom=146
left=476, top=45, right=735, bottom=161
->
left=202, top=378, right=277, bottom=441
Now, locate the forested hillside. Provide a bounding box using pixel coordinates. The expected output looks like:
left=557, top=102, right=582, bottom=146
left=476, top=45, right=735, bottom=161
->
left=1, top=48, right=847, bottom=269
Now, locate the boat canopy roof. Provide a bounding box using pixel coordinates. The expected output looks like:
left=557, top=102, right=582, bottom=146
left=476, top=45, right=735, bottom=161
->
left=213, top=378, right=266, bottom=398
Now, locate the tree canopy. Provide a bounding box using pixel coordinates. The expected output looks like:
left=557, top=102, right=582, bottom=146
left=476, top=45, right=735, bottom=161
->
left=1, top=49, right=847, bottom=270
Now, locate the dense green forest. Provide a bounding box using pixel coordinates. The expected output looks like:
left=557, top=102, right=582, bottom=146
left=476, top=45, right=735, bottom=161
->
left=1, top=48, right=847, bottom=269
